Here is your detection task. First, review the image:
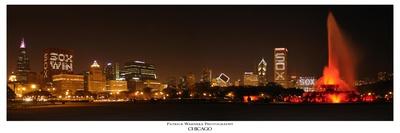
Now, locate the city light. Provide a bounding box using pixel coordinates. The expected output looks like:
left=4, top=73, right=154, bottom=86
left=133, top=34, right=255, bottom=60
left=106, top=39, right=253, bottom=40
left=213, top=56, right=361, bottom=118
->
left=8, top=74, right=17, bottom=82
left=23, top=97, right=33, bottom=102
left=30, top=84, right=37, bottom=89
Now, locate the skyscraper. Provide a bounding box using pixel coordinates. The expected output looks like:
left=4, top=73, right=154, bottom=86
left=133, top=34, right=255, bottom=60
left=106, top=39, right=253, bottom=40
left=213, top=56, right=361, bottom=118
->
left=16, top=38, right=30, bottom=83
left=274, top=48, right=288, bottom=88
left=42, top=48, right=73, bottom=84
left=88, top=60, right=106, bottom=93
left=257, top=58, right=267, bottom=86
left=185, top=73, right=196, bottom=90
left=200, top=68, right=212, bottom=83
left=120, top=60, right=156, bottom=91
left=120, top=60, right=156, bottom=81
left=104, top=62, right=120, bottom=80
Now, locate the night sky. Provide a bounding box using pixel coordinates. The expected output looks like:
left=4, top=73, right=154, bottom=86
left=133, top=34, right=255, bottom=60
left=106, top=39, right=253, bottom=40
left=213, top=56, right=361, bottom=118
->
left=7, top=5, right=393, bottom=82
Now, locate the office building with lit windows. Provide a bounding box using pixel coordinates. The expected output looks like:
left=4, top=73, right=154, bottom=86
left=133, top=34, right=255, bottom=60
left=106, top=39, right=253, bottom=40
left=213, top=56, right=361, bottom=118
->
left=104, top=62, right=120, bottom=80
left=42, top=48, right=74, bottom=84
left=296, top=76, right=316, bottom=92
left=88, top=60, right=106, bottom=93
left=120, top=60, right=157, bottom=81
left=244, top=72, right=259, bottom=86
left=200, top=68, right=212, bottom=83
left=16, top=38, right=30, bottom=83
left=273, top=48, right=288, bottom=88
left=52, top=74, right=84, bottom=96
left=120, top=60, right=157, bottom=91
left=185, top=73, right=196, bottom=90
left=257, top=58, right=267, bottom=86
left=106, top=80, right=128, bottom=92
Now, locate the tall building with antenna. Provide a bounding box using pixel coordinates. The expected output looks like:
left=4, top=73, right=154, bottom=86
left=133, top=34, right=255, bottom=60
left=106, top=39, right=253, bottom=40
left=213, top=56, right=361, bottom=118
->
left=257, top=58, right=267, bottom=86
left=16, top=38, right=30, bottom=83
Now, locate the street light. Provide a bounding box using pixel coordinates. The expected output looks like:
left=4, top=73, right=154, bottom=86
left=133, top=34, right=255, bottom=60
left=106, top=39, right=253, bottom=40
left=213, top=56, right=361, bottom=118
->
left=31, top=84, right=36, bottom=89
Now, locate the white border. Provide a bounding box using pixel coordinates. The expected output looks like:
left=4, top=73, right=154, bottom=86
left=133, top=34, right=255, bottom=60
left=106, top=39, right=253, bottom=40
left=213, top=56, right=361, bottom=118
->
left=1, top=0, right=398, bottom=133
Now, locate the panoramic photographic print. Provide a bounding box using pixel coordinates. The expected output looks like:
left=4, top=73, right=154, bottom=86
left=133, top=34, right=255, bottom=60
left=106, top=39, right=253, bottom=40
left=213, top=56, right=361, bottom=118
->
left=6, top=5, right=393, bottom=121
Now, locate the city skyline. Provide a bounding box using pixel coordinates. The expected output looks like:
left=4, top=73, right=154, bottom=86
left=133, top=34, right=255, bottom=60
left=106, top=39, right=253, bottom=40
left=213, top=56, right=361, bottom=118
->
left=6, top=5, right=394, bottom=123
left=7, top=5, right=393, bottom=82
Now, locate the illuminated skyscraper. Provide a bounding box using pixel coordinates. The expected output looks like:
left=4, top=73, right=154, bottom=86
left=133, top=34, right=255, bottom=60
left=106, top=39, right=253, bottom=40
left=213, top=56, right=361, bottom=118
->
left=257, top=58, right=267, bottom=86
left=42, top=48, right=73, bottom=84
left=120, top=60, right=156, bottom=81
left=16, top=38, right=30, bottom=83
left=274, top=48, right=288, bottom=88
left=88, top=60, right=106, bottom=93
left=120, top=60, right=156, bottom=91
left=104, top=62, right=120, bottom=80
left=200, top=68, right=212, bottom=83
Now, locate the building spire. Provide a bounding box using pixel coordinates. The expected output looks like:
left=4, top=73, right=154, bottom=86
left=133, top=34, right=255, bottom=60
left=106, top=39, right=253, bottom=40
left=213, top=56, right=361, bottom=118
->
left=258, top=57, right=267, bottom=66
left=91, top=60, right=100, bottom=68
left=20, top=38, right=26, bottom=48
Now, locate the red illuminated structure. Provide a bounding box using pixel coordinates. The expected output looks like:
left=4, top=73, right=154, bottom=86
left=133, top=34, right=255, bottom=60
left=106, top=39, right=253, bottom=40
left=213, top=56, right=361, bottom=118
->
left=313, top=12, right=359, bottom=103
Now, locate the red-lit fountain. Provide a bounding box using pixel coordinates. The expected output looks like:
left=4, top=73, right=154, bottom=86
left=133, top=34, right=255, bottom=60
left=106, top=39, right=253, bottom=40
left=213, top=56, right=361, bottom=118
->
left=314, top=12, right=358, bottom=103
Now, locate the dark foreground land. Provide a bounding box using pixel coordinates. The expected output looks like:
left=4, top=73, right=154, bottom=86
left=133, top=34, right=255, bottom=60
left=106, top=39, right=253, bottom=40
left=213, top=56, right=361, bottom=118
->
left=8, top=102, right=393, bottom=121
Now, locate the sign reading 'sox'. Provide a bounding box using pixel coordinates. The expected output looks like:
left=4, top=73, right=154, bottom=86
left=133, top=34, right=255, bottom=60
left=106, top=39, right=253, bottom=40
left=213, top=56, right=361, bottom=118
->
left=48, top=52, right=73, bottom=71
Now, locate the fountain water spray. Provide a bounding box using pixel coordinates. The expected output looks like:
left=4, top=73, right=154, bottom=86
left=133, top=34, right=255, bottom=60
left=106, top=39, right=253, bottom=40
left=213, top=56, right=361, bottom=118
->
left=314, top=12, right=357, bottom=103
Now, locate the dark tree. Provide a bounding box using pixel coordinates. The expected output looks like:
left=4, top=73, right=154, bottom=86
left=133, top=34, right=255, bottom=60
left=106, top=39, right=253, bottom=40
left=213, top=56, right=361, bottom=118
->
left=7, top=86, right=16, bottom=101
left=163, top=87, right=178, bottom=98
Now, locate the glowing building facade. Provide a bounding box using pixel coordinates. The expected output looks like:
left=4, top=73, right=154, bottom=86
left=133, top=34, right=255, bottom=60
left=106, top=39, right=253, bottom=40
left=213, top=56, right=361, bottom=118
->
left=257, top=58, right=267, bottom=86
left=120, top=60, right=156, bottom=81
left=144, top=80, right=167, bottom=92
left=244, top=72, right=259, bottom=86
left=42, top=48, right=74, bottom=84
left=273, top=48, right=288, bottom=88
left=296, top=76, right=316, bottom=92
left=211, top=73, right=230, bottom=87
left=52, top=74, right=84, bottom=96
left=120, top=60, right=157, bottom=91
left=106, top=80, right=128, bottom=92
left=88, top=60, right=106, bottom=93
